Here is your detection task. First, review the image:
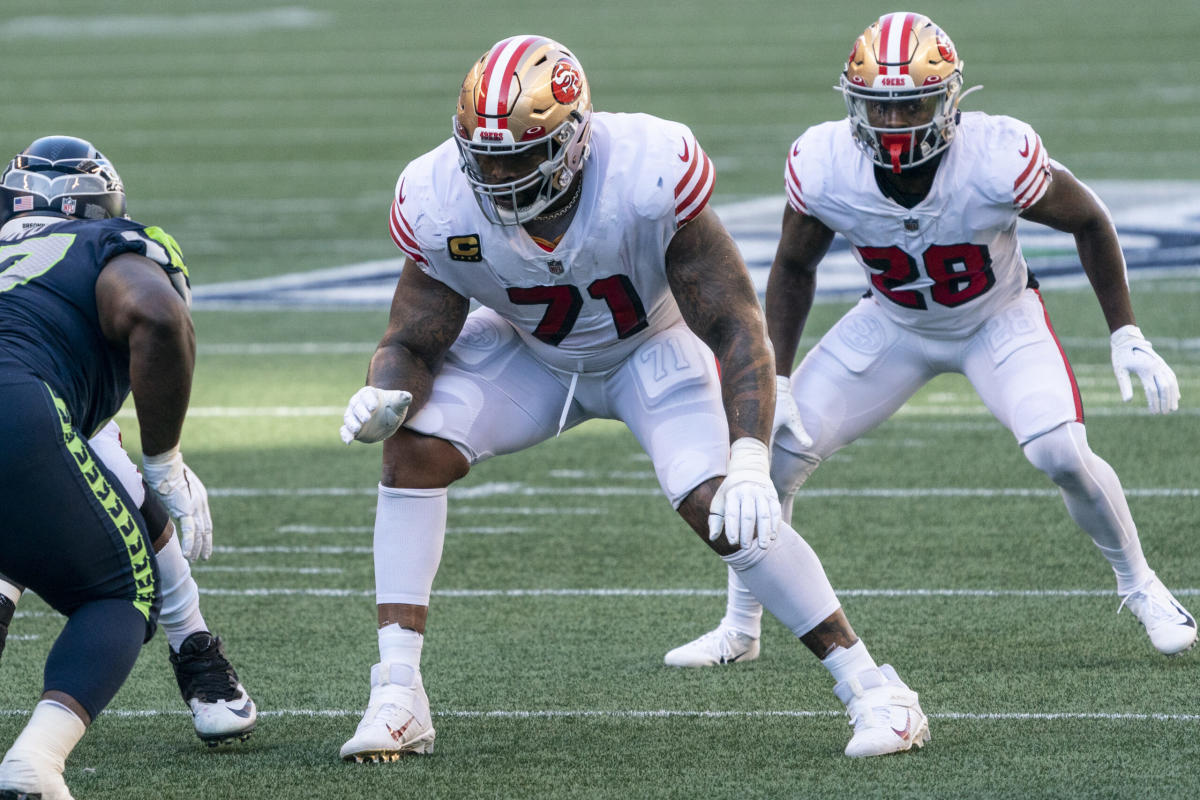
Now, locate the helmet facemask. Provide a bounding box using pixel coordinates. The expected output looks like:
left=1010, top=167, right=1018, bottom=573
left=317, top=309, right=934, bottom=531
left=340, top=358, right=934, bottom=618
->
left=454, top=110, right=590, bottom=225
left=841, top=73, right=963, bottom=173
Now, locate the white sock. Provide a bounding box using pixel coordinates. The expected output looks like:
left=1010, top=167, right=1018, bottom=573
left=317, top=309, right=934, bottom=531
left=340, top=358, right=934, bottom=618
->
left=720, top=568, right=762, bottom=638
left=0, top=578, right=20, bottom=607
left=721, top=524, right=842, bottom=638
left=155, top=535, right=208, bottom=651
left=377, top=623, right=423, bottom=687
left=373, top=485, right=447, bottom=606
left=3, top=700, right=86, bottom=773
left=821, top=640, right=878, bottom=684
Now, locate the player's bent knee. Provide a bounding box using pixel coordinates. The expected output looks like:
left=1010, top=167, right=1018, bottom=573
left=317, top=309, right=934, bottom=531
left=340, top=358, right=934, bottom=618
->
left=382, top=429, right=470, bottom=489
left=676, top=477, right=742, bottom=556
left=1022, top=422, right=1090, bottom=487
left=771, top=443, right=821, bottom=497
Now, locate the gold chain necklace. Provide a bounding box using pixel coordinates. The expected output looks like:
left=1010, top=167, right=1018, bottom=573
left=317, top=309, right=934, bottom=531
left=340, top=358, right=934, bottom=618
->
left=532, top=180, right=582, bottom=222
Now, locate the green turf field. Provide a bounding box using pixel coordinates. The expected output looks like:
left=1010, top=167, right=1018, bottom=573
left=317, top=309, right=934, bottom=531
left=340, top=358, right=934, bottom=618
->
left=2, top=2, right=1199, bottom=798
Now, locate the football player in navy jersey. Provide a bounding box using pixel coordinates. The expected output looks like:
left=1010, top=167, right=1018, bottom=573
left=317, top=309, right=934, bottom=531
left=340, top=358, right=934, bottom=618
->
left=0, top=135, right=240, bottom=799
left=0, top=422, right=257, bottom=749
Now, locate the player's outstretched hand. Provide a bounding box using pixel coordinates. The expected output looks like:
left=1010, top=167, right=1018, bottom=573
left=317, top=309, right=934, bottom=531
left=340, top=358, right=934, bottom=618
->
left=772, top=375, right=813, bottom=449
left=340, top=386, right=413, bottom=444
left=1110, top=325, right=1179, bottom=414
left=708, top=438, right=782, bottom=551
left=143, top=447, right=213, bottom=561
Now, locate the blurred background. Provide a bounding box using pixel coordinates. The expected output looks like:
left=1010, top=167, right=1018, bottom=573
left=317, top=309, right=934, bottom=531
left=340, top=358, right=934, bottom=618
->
left=5, top=0, right=1198, bottom=286
left=3, top=4, right=1199, bottom=798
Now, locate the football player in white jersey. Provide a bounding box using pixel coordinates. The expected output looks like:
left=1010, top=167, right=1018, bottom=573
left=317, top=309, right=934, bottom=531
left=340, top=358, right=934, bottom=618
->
left=666, top=12, right=1195, bottom=673
left=339, top=34, right=930, bottom=761
left=0, top=421, right=257, bottom=748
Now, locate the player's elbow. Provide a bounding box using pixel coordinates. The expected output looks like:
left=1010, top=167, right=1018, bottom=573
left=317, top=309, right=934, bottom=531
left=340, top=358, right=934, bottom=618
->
left=127, top=301, right=195, bottom=362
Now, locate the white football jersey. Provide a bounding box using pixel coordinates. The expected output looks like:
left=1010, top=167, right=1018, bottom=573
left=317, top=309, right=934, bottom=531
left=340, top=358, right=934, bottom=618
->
left=786, top=112, right=1052, bottom=336
left=388, top=112, right=715, bottom=373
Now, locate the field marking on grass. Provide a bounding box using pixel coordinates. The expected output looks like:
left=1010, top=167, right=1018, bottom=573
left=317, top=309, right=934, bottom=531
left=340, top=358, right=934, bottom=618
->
left=0, top=8, right=331, bottom=39
left=191, top=587, right=1200, bottom=598
left=193, top=337, right=1200, bottom=356
left=214, top=546, right=372, bottom=555
left=209, top=484, right=1199, bottom=499
left=116, top=404, right=1200, bottom=420
left=201, top=342, right=376, bottom=355
left=276, top=525, right=528, bottom=535
left=117, top=407, right=343, bottom=418
left=192, top=566, right=344, bottom=575
left=3, top=708, right=1199, bottom=723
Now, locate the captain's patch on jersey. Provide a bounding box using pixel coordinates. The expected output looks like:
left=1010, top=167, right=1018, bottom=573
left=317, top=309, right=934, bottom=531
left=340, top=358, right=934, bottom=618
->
left=447, top=234, right=482, bottom=262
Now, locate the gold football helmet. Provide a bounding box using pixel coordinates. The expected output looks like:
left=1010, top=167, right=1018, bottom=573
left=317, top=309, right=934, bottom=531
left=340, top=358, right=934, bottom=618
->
left=840, top=12, right=973, bottom=173
left=454, top=35, right=592, bottom=225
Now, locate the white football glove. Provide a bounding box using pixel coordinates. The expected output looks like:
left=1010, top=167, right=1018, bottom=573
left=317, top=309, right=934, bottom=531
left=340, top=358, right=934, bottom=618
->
left=1110, top=325, right=1179, bottom=414
left=142, top=447, right=213, bottom=562
left=772, top=375, right=813, bottom=449
left=340, top=386, right=413, bottom=444
left=708, top=438, right=781, bottom=551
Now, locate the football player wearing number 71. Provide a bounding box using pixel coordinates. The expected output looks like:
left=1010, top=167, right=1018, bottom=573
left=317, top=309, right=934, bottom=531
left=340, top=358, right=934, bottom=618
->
left=339, top=34, right=930, bottom=762
left=667, top=12, right=1195, bottom=679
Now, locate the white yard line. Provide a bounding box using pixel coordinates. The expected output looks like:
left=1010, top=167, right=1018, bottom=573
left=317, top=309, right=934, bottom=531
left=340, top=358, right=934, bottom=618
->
left=0, top=9, right=332, bottom=38
left=2, top=708, right=1197, bottom=723
left=187, top=587, right=1200, bottom=598
left=206, top=484, right=1199, bottom=499
left=276, top=525, right=528, bottom=535
left=192, top=338, right=1200, bottom=356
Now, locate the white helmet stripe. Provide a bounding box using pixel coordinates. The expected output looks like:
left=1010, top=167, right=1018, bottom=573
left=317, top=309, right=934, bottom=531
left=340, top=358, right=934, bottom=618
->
left=478, top=35, right=540, bottom=129
left=878, top=12, right=916, bottom=75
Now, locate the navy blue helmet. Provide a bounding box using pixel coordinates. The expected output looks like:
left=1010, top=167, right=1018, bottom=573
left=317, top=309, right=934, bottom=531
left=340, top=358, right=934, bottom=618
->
left=0, top=135, right=127, bottom=225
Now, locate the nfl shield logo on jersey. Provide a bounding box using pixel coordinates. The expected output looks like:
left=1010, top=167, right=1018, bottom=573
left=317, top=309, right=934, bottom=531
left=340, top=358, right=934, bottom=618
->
left=547, top=259, right=564, bottom=275
left=904, top=217, right=919, bottom=232
left=62, top=197, right=77, bottom=215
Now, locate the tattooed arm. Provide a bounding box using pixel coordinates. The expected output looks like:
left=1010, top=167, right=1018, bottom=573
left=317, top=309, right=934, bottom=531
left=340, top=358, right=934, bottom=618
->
left=665, top=206, right=775, bottom=444
left=666, top=207, right=782, bottom=548
left=366, top=259, right=470, bottom=417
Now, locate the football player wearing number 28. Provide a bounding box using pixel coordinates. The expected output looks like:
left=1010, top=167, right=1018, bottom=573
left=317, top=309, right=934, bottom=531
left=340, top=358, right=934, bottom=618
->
left=667, top=13, right=1195, bottom=677
left=339, top=34, right=929, bottom=761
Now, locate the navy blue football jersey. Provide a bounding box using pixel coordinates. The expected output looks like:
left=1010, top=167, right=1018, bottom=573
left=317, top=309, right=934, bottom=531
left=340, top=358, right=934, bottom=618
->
left=0, top=216, right=190, bottom=436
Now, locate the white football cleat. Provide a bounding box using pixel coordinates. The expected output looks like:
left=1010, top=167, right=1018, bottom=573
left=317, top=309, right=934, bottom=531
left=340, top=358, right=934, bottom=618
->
left=1119, top=575, right=1198, bottom=655
left=833, top=664, right=930, bottom=758
left=340, top=662, right=436, bottom=762
left=169, top=632, right=257, bottom=746
left=0, top=749, right=74, bottom=800
left=664, top=626, right=760, bottom=667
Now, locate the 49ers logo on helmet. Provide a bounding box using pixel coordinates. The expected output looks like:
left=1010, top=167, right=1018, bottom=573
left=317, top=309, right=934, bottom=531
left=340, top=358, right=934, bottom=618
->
left=936, top=31, right=956, bottom=63
left=551, top=60, right=582, bottom=104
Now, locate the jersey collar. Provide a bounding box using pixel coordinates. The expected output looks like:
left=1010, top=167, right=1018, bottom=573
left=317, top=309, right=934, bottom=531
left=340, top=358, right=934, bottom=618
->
left=0, top=214, right=69, bottom=240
